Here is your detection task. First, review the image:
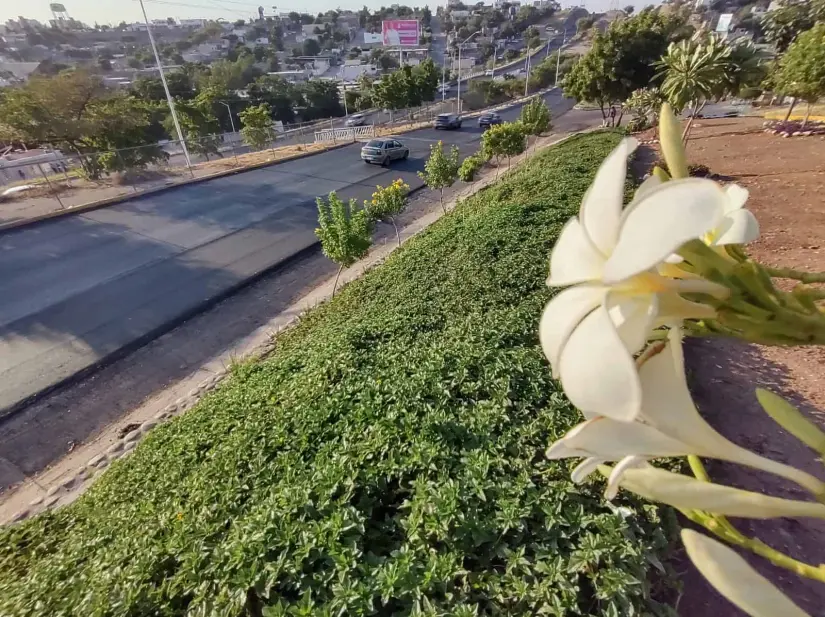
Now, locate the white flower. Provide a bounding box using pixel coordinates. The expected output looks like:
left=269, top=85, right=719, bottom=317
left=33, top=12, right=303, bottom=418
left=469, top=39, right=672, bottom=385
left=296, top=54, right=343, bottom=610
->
left=603, top=465, right=825, bottom=520
left=547, top=329, right=825, bottom=499
left=541, top=138, right=738, bottom=421
left=682, top=530, right=811, bottom=617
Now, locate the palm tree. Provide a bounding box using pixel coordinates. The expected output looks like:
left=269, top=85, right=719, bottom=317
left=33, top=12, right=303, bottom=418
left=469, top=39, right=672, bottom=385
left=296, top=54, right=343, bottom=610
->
left=656, top=34, right=730, bottom=143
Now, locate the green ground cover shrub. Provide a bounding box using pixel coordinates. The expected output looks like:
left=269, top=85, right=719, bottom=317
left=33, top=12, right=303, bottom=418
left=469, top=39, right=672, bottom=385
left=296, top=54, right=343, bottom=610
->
left=0, top=132, right=679, bottom=617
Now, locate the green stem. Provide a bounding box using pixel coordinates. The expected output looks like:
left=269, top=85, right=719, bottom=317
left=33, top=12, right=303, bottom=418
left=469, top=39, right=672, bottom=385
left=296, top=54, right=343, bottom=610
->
left=687, top=455, right=710, bottom=482
left=681, top=507, right=825, bottom=582
left=766, top=266, right=825, bottom=284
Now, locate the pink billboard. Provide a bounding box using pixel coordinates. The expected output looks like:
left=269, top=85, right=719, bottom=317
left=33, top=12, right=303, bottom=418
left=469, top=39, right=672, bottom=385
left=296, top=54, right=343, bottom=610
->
left=382, top=19, right=419, bottom=47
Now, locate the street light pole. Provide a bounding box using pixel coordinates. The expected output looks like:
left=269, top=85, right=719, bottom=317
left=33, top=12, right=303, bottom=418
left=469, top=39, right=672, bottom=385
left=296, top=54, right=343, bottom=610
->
left=455, top=30, right=480, bottom=116
left=555, top=30, right=567, bottom=87
left=139, top=0, right=191, bottom=170
left=524, top=45, right=531, bottom=97
left=220, top=102, right=236, bottom=134
left=442, top=60, right=446, bottom=101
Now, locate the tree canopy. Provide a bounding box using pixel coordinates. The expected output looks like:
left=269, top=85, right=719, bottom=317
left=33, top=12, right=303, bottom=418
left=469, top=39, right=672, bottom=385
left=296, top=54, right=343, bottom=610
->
left=563, top=9, right=692, bottom=119
left=0, top=70, right=165, bottom=177
left=774, top=22, right=825, bottom=125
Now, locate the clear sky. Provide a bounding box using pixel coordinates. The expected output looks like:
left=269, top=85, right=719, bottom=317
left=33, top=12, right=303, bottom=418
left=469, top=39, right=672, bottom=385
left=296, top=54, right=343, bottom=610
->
left=3, top=0, right=639, bottom=28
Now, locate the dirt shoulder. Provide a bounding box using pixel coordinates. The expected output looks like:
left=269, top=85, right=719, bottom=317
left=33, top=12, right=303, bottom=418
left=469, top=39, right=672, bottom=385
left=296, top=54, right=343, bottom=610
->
left=646, top=117, right=825, bottom=616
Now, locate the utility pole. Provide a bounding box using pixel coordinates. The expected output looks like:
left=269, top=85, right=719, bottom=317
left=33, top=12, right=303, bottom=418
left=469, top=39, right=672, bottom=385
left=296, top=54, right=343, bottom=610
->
left=139, top=0, right=191, bottom=170
left=524, top=45, right=531, bottom=97
left=456, top=30, right=480, bottom=116
left=220, top=102, right=236, bottom=134
left=490, top=46, right=497, bottom=79
left=554, top=30, right=567, bottom=87
left=441, top=60, right=446, bottom=101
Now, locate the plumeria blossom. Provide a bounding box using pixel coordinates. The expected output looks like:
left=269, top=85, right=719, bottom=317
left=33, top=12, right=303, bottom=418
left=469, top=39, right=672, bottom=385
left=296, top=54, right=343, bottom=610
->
left=541, top=137, right=758, bottom=421
left=546, top=328, right=825, bottom=500
left=681, top=530, right=811, bottom=617
left=599, top=465, right=825, bottom=520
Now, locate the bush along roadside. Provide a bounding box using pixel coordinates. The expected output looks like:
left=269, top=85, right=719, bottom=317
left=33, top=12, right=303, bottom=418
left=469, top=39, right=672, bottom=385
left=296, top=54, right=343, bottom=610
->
left=0, top=132, right=680, bottom=616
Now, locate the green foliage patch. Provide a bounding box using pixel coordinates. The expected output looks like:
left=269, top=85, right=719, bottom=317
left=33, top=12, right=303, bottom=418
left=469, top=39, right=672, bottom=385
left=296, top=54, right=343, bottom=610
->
left=0, top=132, right=678, bottom=617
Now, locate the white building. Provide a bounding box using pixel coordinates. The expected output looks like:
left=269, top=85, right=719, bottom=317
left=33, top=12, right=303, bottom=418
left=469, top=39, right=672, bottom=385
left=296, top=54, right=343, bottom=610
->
left=179, top=18, right=208, bottom=28
left=125, top=22, right=148, bottom=32
left=0, top=150, right=68, bottom=185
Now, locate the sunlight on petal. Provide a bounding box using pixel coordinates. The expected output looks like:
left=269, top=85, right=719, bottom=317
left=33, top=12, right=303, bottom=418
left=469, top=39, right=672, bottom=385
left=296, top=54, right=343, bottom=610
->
left=723, top=184, right=749, bottom=213
left=539, top=286, right=605, bottom=374
left=604, top=179, right=728, bottom=283
left=559, top=307, right=642, bottom=421
left=713, top=209, right=760, bottom=246
left=547, top=218, right=605, bottom=286
left=579, top=137, right=638, bottom=256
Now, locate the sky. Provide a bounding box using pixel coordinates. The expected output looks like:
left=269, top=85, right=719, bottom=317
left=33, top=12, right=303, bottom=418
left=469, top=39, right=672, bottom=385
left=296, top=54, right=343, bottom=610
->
left=2, top=0, right=640, bottom=28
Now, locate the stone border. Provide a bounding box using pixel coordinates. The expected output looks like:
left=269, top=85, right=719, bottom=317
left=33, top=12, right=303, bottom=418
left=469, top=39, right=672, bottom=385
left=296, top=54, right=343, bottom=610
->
left=0, top=128, right=595, bottom=526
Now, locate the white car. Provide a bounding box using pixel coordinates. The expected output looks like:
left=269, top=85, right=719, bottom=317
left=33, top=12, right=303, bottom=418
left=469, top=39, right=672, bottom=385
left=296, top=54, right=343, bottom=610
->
left=345, top=114, right=366, bottom=127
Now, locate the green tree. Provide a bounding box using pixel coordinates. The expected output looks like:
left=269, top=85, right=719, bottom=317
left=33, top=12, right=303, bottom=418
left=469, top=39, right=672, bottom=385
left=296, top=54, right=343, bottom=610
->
left=239, top=103, right=273, bottom=149
left=458, top=153, right=484, bottom=182
left=303, top=38, right=321, bottom=56
left=296, top=80, right=344, bottom=120
left=364, top=178, right=410, bottom=245
left=563, top=10, right=691, bottom=123
left=247, top=75, right=297, bottom=123
left=167, top=99, right=222, bottom=161
left=524, top=25, right=541, bottom=49
left=760, top=1, right=815, bottom=53
left=413, top=58, right=440, bottom=102
left=315, top=191, right=373, bottom=295
left=0, top=70, right=164, bottom=178
left=481, top=122, right=526, bottom=171
left=520, top=97, right=552, bottom=137
left=624, top=5, right=635, bottom=15
left=419, top=141, right=460, bottom=213
left=774, top=23, right=825, bottom=127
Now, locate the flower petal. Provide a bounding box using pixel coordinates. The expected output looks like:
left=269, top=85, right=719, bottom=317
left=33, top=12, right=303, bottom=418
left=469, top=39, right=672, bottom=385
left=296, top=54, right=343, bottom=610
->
left=633, top=174, right=663, bottom=202
left=606, top=291, right=659, bottom=354
left=613, top=466, right=825, bottom=519
left=571, top=457, right=606, bottom=483
left=606, top=455, right=648, bottom=500
left=547, top=218, right=605, bottom=286
left=682, top=530, right=811, bottom=617
left=637, top=334, right=825, bottom=497
left=723, top=184, right=749, bottom=213
left=539, top=286, right=605, bottom=375
left=659, top=104, right=688, bottom=179
left=558, top=306, right=642, bottom=420
left=579, top=137, right=638, bottom=255
left=604, top=179, right=729, bottom=284
left=712, top=209, right=760, bottom=246
left=547, top=417, right=689, bottom=460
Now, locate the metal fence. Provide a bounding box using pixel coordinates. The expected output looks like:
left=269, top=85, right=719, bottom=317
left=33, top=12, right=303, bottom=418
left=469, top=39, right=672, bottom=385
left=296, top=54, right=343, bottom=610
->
left=0, top=101, right=452, bottom=225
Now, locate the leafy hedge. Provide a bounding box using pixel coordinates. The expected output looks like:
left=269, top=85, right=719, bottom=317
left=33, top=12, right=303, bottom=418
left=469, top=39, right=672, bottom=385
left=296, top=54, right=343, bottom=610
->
left=0, top=132, right=678, bottom=616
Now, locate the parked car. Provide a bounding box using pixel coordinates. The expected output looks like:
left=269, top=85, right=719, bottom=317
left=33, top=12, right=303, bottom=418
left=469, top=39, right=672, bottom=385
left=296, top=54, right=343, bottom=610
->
left=360, top=138, right=410, bottom=166
left=478, top=112, right=503, bottom=129
left=434, top=113, right=462, bottom=130
left=345, top=113, right=366, bottom=127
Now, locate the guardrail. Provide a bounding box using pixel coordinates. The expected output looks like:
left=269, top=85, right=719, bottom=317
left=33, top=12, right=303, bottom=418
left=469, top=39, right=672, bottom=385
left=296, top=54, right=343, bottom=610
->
left=314, top=125, right=376, bottom=144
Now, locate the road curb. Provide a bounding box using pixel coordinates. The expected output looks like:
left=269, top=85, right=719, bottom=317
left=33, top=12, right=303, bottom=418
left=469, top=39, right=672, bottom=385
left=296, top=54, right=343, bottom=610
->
left=0, top=142, right=355, bottom=235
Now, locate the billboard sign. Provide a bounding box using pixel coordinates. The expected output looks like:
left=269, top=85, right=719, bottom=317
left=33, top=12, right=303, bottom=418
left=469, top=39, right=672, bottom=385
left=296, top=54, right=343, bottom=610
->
left=716, top=13, right=733, bottom=32
left=382, top=19, right=419, bottom=46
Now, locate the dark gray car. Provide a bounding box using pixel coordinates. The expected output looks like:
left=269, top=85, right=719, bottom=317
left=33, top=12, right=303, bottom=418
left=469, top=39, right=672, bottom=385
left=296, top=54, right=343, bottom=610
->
left=360, top=138, right=410, bottom=166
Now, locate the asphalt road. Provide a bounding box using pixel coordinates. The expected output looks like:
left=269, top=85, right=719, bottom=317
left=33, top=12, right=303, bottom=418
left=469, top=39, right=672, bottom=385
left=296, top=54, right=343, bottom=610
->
left=0, top=90, right=576, bottom=416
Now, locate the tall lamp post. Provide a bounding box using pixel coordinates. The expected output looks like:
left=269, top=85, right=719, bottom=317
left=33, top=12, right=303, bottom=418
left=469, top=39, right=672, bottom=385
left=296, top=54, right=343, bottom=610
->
left=139, top=0, right=191, bottom=170
left=555, top=29, right=568, bottom=87
left=455, top=30, right=480, bottom=116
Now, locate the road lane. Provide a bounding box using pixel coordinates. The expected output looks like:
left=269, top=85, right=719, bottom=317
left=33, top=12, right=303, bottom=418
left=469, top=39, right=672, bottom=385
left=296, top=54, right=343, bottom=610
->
left=0, top=90, right=576, bottom=415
